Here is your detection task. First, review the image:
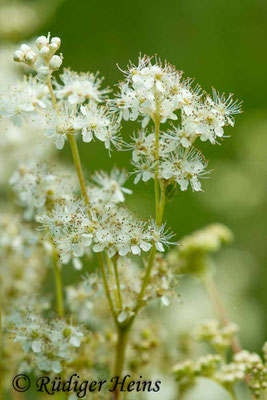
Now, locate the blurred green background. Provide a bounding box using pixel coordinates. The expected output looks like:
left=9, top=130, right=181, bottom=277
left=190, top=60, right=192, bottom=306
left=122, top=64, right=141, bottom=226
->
left=2, top=0, right=267, bottom=350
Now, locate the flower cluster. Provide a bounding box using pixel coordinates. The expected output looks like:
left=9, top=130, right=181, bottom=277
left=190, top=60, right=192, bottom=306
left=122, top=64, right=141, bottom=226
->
left=114, top=55, right=241, bottom=192
left=7, top=34, right=121, bottom=153
left=66, top=274, right=102, bottom=324
left=54, top=68, right=109, bottom=104
left=89, top=168, right=132, bottom=206
left=112, top=55, right=187, bottom=126
left=0, top=214, right=47, bottom=309
left=167, top=223, right=234, bottom=275
left=11, top=311, right=85, bottom=373
left=10, top=163, right=74, bottom=219
left=36, top=164, right=175, bottom=263
left=214, top=349, right=267, bottom=397
left=0, top=76, right=48, bottom=126
left=113, top=55, right=241, bottom=136
left=129, top=129, right=208, bottom=191
left=73, top=103, right=121, bottom=151
left=173, top=326, right=267, bottom=399
left=145, top=253, right=179, bottom=307
left=13, top=33, right=62, bottom=75
left=44, top=101, right=121, bottom=151
left=129, top=328, right=159, bottom=371
left=38, top=196, right=173, bottom=262
left=36, top=198, right=93, bottom=265
left=173, top=354, right=221, bottom=389
left=194, top=319, right=239, bottom=354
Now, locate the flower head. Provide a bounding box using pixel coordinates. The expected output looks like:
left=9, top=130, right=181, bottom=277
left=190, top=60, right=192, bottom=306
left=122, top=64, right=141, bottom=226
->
left=54, top=68, right=109, bottom=104
left=148, top=221, right=176, bottom=252
left=45, top=103, right=78, bottom=149
left=0, top=77, right=48, bottom=126
left=73, top=102, right=121, bottom=151
left=91, top=168, right=132, bottom=203
left=37, top=198, right=94, bottom=265
left=11, top=311, right=85, bottom=373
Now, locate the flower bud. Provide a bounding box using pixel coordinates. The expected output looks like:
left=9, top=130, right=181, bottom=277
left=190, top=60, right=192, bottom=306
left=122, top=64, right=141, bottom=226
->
left=20, top=44, right=30, bottom=53
left=25, top=51, right=37, bottom=64
left=49, top=55, right=62, bottom=71
left=13, top=50, right=24, bottom=62
left=36, top=35, right=48, bottom=49
left=49, top=42, right=58, bottom=52
left=51, top=37, right=61, bottom=49
left=39, top=46, right=50, bottom=58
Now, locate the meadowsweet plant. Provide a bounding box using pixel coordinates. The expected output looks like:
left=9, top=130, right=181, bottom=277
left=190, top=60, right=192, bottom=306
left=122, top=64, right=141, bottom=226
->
left=0, top=32, right=266, bottom=400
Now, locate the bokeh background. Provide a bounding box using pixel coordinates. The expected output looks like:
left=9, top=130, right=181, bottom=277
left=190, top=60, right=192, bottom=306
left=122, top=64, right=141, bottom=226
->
left=1, top=0, right=266, bottom=392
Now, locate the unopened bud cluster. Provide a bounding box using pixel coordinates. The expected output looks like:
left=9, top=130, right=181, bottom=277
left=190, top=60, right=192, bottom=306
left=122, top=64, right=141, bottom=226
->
left=173, top=320, right=267, bottom=398
left=13, top=33, right=62, bottom=77
left=167, top=223, right=234, bottom=275
left=194, top=319, right=239, bottom=354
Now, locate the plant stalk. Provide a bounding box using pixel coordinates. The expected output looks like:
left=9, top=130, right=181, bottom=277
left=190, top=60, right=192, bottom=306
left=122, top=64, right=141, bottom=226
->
left=113, top=328, right=129, bottom=400
left=52, top=244, right=64, bottom=317
left=111, top=98, right=166, bottom=398
left=67, top=134, right=90, bottom=205
left=106, top=253, right=119, bottom=308
left=97, top=253, right=118, bottom=327
left=201, top=270, right=241, bottom=353
left=112, top=256, right=122, bottom=310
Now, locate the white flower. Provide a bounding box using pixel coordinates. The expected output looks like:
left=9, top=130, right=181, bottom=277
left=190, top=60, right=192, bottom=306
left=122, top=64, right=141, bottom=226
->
left=73, top=102, right=121, bottom=150
left=112, top=55, right=195, bottom=125
left=10, top=163, right=73, bottom=220
left=37, top=198, right=94, bottom=265
left=132, top=159, right=155, bottom=184
left=92, top=207, right=152, bottom=258
left=11, top=311, right=84, bottom=373
left=56, top=231, right=93, bottom=264
left=0, top=77, right=48, bottom=126
left=211, top=89, right=242, bottom=124
left=37, top=202, right=74, bottom=238
left=148, top=221, right=175, bottom=252
left=55, top=68, right=109, bottom=104
left=45, top=104, right=78, bottom=149
left=113, top=55, right=241, bottom=150
left=91, top=168, right=132, bottom=203
left=159, top=146, right=209, bottom=192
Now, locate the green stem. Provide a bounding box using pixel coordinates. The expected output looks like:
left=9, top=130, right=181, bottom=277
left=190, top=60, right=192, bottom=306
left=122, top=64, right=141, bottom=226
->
left=112, top=255, right=122, bottom=310
left=159, top=180, right=166, bottom=223
left=97, top=253, right=118, bottom=327
left=46, top=74, right=59, bottom=113
left=154, top=96, right=161, bottom=225
left=106, top=253, right=119, bottom=308
left=201, top=270, right=241, bottom=354
left=134, top=244, right=156, bottom=313
left=52, top=244, right=64, bottom=317
left=134, top=91, right=164, bottom=314
left=113, top=328, right=129, bottom=400
left=134, top=179, right=166, bottom=315
left=67, top=134, right=90, bottom=205
left=111, top=100, right=166, bottom=391
left=228, top=387, right=238, bottom=400
left=46, top=71, right=89, bottom=206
